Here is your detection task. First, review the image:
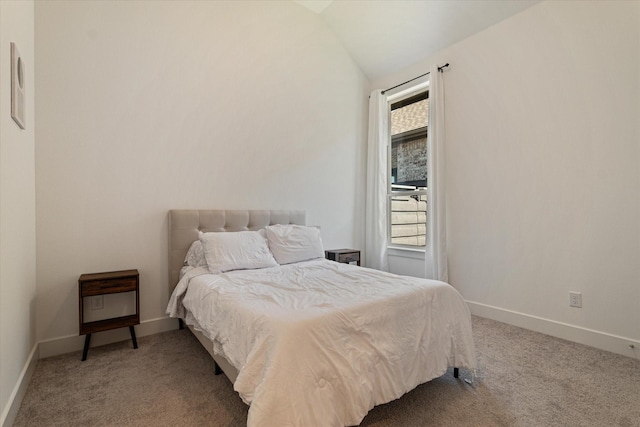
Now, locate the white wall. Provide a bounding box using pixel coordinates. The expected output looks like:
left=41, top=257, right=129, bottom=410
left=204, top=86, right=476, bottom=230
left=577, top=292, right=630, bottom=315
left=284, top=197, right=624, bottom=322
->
left=0, top=0, right=37, bottom=424
left=373, top=0, right=640, bottom=356
left=35, top=1, right=368, bottom=348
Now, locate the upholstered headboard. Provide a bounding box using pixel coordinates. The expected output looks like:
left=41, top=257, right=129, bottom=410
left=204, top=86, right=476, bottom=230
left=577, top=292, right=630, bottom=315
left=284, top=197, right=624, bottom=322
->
left=168, top=209, right=306, bottom=294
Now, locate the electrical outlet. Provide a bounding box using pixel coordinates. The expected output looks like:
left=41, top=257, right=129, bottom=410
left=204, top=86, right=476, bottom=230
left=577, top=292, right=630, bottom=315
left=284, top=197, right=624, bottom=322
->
left=569, top=292, right=582, bottom=308
left=91, top=295, right=104, bottom=310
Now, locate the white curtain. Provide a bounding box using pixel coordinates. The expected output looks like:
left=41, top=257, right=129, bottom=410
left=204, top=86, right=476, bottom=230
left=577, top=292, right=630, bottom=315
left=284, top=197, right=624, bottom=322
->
left=426, top=65, right=448, bottom=282
left=365, top=90, right=389, bottom=271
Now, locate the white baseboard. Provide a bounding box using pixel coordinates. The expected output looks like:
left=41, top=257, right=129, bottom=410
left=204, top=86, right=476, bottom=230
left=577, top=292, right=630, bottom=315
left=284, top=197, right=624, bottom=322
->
left=467, top=300, right=640, bottom=360
left=38, top=316, right=179, bottom=359
left=1, top=343, right=38, bottom=427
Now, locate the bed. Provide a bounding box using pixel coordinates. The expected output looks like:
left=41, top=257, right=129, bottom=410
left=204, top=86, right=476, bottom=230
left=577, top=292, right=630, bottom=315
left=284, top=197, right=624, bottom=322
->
left=166, top=209, right=476, bottom=427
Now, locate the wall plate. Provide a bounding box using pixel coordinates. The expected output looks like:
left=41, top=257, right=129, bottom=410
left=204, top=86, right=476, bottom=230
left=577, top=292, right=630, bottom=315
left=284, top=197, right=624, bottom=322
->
left=11, top=42, right=26, bottom=130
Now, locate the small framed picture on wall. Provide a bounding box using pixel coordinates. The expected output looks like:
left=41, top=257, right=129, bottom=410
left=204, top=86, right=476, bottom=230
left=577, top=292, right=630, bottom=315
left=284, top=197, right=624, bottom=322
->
left=11, top=42, right=26, bottom=130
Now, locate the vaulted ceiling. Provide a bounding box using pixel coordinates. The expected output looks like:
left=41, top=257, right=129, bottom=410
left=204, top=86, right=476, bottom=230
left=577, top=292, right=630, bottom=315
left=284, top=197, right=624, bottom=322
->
left=294, top=0, right=541, bottom=80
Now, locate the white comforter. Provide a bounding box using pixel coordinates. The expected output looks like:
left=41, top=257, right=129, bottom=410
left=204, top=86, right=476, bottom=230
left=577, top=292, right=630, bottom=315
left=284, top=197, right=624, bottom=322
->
left=167, top=259, right=476, bottom=427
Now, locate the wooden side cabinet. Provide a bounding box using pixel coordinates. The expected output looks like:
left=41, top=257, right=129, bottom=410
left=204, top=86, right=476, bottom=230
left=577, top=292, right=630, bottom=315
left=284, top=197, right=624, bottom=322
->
left=325, top=249, right=361, bottom=266
left=78, top=269, right=139, bottom=361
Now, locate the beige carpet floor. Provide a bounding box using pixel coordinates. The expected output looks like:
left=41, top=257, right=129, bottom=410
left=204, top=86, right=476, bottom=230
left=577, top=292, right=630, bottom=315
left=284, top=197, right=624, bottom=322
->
left=14, top=316, right=640, bottom=426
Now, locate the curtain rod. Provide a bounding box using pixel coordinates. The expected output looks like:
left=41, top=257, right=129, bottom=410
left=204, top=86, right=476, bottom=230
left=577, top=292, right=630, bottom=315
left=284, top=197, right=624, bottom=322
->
left=381, top=63, right=449, bottom=95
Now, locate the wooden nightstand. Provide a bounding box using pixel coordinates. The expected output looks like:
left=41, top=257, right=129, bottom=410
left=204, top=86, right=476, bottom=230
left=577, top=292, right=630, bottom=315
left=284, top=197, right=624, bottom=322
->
left=78, top=269, right=139, bottom=361
left=325, top=249, right=361, bottom=266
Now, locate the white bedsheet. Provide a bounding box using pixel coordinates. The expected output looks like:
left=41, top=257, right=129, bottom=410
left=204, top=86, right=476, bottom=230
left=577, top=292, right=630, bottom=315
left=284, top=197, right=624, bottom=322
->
left=167, top=259, right=476, bottom=427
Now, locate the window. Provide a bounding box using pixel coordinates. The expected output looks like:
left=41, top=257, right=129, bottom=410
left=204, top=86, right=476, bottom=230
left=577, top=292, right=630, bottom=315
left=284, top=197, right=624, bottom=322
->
left=388, top=86, right=428, bottom=247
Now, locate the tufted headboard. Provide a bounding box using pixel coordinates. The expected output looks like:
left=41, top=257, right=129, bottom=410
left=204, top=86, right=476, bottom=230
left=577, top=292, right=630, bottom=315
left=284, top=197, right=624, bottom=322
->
left=168, top=209, right=306, bottom=294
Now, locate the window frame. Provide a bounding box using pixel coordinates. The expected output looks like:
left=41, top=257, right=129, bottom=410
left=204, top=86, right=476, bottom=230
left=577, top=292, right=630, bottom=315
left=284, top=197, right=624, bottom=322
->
left=386, top=81, right=429, bottom=251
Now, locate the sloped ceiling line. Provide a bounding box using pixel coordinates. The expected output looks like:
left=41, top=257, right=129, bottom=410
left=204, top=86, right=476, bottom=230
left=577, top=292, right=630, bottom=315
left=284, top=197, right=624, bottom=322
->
left=293, top=0, right=541, bottom=80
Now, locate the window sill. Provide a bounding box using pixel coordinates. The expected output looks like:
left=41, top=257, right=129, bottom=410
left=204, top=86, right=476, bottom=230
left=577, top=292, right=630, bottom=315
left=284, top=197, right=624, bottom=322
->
left=387, top=246, right=426, bottom=260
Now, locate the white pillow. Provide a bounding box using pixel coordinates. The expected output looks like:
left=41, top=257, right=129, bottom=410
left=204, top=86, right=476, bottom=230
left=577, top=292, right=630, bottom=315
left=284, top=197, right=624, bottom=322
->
left=265, top=224, right=324, bottom=265
left=184, top=240, right=207, bottom=268
left=200, top=230, right=278, bottom=273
